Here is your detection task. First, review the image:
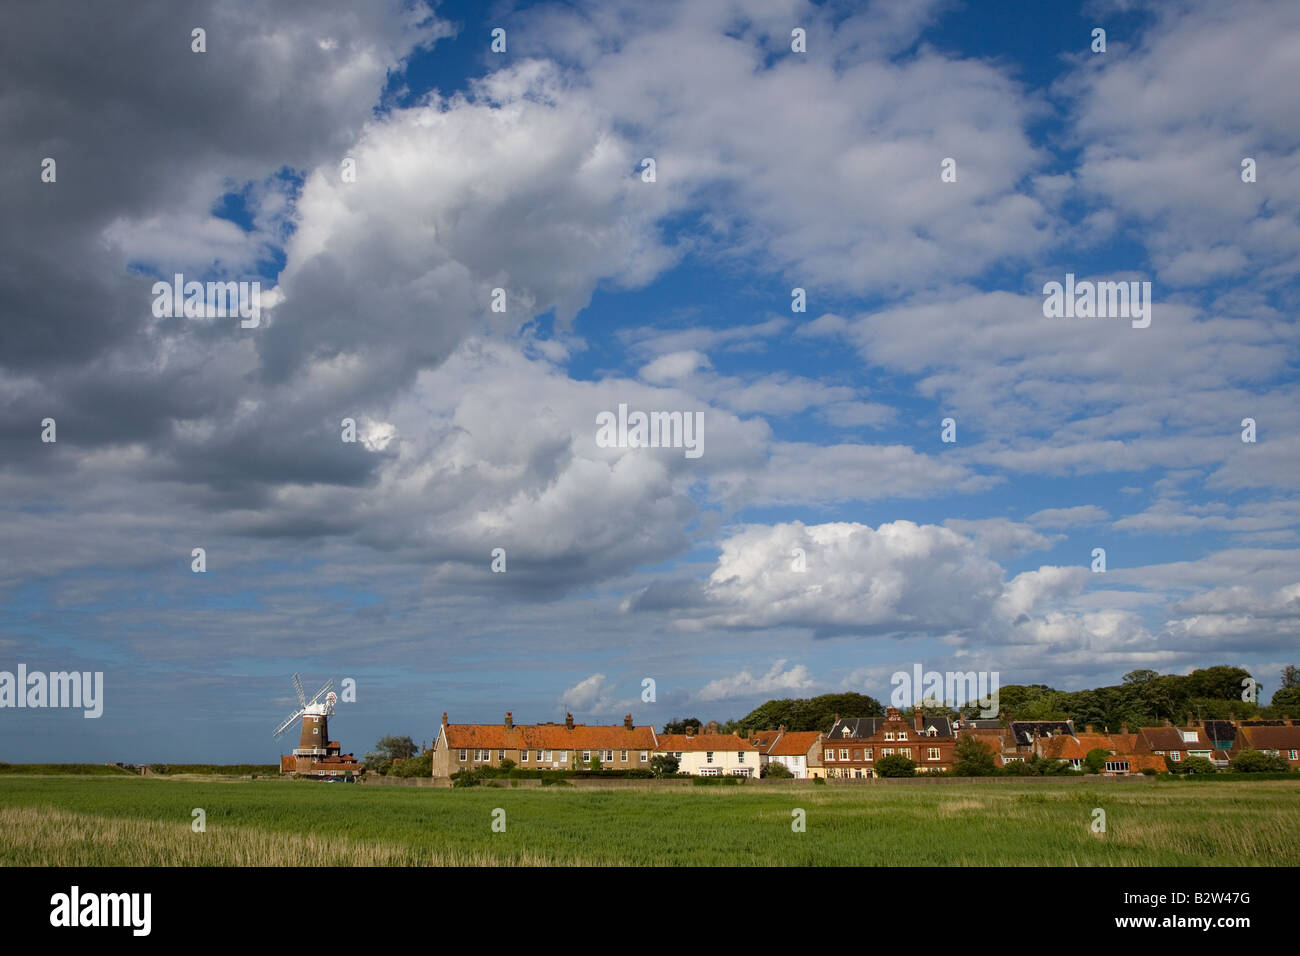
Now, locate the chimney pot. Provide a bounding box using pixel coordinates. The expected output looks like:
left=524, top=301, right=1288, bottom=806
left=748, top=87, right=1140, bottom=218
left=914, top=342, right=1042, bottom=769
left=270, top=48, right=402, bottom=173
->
left=441, top=712, right=448, bottom=725
left=624, top=714, right=634, bottom=730
left=565, top=712, right=574, bottom=730
left=504, top=712, right=513, bottom=730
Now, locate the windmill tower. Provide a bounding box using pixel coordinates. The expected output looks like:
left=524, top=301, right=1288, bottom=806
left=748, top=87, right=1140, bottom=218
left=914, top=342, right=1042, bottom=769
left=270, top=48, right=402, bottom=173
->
left=273, top=674, right=358, bottom=778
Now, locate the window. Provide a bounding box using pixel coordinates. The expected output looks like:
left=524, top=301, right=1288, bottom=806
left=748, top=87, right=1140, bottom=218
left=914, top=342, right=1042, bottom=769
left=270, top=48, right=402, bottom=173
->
left=543, top=750, right=552, bottom=762
left=497, top=750, right=505, bottom=760
left=700, top=768, right=721, bottom=776
left=738, top=752, right=745, bottom=763
left=1291, top=750, right=1298, bottom=760
left=640, top=751, right=648, bottom=762
left=882, top=748, right=894, bottom=757
left=603, top=749, right=613, bottom=762
left=897, top=731, right=907, bottom=740
left=536, top=750, right=544, bottom=762
left=521, top=750, right=529, bottom=762
left=884, top=731, right=895, bottom=741
left=839, top=749, right=848, bottom=761
left=824, top=750, right=834, bottom=761
left=1181, top=731, right=1198, bottom=743
left=927, top=747, right=941, bottom=761
left=582, top=751, right=591, bottom=763
left=1170, top=751, right=1181, bottom=762
left=559, top=751, right=568, bottom=763
left=620, top=750, right=628, bottom=762
left=706, top=751, right=714, bottom=763
left=458, top=750, right=467, bottom=762
left=900, top=748, right=911, bottom=759
left=1106, top=760, right=1130, bottom=773
left=864, top=748, right=873, bottom=761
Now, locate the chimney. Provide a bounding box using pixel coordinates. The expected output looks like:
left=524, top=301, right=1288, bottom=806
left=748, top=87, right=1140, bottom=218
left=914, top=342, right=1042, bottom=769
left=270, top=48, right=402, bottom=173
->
left=914, top=705, right=923, bottom=732
left=624, top=714, right=634, bottom=730
left=1186, top=711, right=1194, bottom=728
left=504, top=712, right=513, bottom=730
left=1086, top=725, right=1094, bottom=735
left=441, top=712, right=448, bottom=726
left=1121, top=721, right=1128, bottom=735
left=565, top=713, right=574, bottom=730
left=778, top=724, right=786, bottom=733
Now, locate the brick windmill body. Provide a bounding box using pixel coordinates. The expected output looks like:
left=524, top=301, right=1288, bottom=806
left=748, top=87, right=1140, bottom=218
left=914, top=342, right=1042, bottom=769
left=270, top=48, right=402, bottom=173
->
left=273, top=674, right=363, bottom=779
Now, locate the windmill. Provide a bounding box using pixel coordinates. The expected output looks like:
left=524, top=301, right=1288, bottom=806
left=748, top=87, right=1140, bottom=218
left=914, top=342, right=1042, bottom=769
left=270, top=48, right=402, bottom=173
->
left=274, top=674, right=356, bottom=778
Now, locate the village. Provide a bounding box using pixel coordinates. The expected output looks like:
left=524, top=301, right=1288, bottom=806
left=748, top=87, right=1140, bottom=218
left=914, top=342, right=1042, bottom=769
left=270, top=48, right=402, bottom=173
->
left=397, top=706, right=1300, bottom=783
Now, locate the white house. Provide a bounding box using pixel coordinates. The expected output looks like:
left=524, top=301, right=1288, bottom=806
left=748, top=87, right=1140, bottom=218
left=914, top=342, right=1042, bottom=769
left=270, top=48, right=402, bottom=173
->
left=757, top=729, right=823, bottom=779
left=657, top=731, right=762, bottom=777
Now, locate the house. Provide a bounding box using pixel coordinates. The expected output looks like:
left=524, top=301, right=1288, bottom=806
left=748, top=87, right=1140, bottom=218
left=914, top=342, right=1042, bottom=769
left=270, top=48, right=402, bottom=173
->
left=657, top=727, right=762, bottom=777
left=1007, top=721, right=1075, bottom=754
left=754, top=727, right=823, bottom=779
left=1133, top=718, right=1222, bottom=768
left=1036, top=725, right=1164, bottom=775
left=823, top=707, right=957, bottom=777
left=1232, top=722, right=1300, bottom=768
left=429, top=711, right=658, bottom=778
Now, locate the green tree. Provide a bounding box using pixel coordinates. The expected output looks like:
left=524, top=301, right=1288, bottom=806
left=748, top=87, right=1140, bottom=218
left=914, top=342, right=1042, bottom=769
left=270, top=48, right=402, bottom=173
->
left=649, top=754, right=679, bottom=777
left=1230, top=749, right=1290, bottom=773
left=1177, top=755, right=1216, bottom=775
left=364, top=735, right=418, bottom=772
left=1083, top=748, right=1110, bottom=775
left=662, top=718, right=703, bottom=734
left=760, top=761, right=794, bottom=778
left=1123, top=669, right=1159, bottom=685
left=875, top=754, right=917, bottom=777
left=952, top=735, right=996, bottom=776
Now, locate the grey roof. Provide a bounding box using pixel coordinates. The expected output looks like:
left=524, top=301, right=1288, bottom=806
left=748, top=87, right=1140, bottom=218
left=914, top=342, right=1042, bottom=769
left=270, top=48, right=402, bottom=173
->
left=964, top=719, right=1003, bottom=730
left=828, top=717, right=884, bottom=739
left=827, top=715, right=955, bottom=740
left=1009, top=720, right=1075, bottom=746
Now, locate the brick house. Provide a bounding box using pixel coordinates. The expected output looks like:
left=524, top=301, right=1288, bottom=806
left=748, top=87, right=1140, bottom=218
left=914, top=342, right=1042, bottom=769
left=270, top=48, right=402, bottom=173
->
left=823, top=707, right=956, bottom=777
left=430, top=711, right=658, bottom=778
left=1132, top=717, right=1226, bottom=768
left=1232, top=721, right=1300, bottom=768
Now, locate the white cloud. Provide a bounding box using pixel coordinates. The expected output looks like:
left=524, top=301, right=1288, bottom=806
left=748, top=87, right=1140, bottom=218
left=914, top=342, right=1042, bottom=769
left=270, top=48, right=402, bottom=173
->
left=697, top=660, right=814, bottom=701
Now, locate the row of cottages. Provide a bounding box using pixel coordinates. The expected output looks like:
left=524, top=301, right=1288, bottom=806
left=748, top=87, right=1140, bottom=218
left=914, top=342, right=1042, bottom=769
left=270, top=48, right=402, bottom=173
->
left=967, top=714, right=1300, bottom=774
left=430, top=712, right=660, bottom=778
left=431, top=712, right=822, bottom=779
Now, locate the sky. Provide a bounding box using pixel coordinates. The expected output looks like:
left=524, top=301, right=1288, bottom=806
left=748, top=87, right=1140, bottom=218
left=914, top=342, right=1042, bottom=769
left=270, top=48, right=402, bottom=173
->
left=1, top=0, right=1297, bottom=762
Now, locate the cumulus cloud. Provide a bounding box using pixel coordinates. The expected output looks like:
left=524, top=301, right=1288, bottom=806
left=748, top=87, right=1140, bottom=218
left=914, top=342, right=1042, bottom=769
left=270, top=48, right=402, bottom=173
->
left=697, top=660, right=814, bottom=701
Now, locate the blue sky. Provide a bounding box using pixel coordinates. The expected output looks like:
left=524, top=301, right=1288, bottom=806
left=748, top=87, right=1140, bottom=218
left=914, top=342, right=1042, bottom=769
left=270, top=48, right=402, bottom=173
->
left=1, top=0, right=1298, bottom=761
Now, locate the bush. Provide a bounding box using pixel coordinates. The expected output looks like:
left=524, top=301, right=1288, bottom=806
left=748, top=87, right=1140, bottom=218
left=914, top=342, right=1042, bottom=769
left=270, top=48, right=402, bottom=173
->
left=1230, top=749, right=1291, bottom=773
left=649, top=755, right=680, bottom=778
left=812, top=775, right=826, bottom=785
left=761, top=762, right=794, bottom=778
left=952, top=735, right=997, bottom=776
left=1172, top=755, right=1216, bottom=775
left=875, top=754, right=917, bottom=777
left=692, top=775, right=743, bottom=786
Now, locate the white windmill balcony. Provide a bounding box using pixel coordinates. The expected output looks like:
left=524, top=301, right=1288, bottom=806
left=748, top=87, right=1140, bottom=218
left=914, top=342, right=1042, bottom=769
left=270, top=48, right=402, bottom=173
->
left=292, top=747, right=330, bottom=756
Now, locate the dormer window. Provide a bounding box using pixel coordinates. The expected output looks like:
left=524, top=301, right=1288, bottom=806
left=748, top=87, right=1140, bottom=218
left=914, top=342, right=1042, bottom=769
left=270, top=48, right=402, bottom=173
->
left=841, top=726, right=851, bottom=737
left=885, top=731, right=894, bottom=741
left=897, top=731, right=907, bottom=740
left=1181, top=731, right=1198, bottom=743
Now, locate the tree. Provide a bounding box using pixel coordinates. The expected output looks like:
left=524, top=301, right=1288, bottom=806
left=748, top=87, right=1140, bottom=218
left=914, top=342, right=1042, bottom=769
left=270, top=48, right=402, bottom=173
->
left=1177, top=755, right=1216, bottom=775
left=953, top=735, right=996, bottom=776
left=1271, top=667, right=1300, bottom=712
left=734, top=693, right=884, bottom=734
left=364, top=735, right=418, bottom=772
left=761, top=761, right=794, bottom=778
left=1123, top=669, right=1159, bottom=685
left=1230, top=749, right=1290, bottom=773
left=649, top=754, right=679, bottom=777
left=875, top=754, right=917, bottom=777
left=1083, top=748, right=1110, bottom=775
left=588, top=752, right=603, bottom=772
left=662, top=718, right=703, bottom=735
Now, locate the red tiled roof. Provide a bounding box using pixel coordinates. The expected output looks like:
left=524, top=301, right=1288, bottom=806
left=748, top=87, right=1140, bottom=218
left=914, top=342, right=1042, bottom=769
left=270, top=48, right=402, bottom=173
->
left=656, top=733, right=761, bottom=753
left=1239, top=725, right=1300, bottom=751
left=443, top=723, right=657, bottom=750
left=766, top=731, right=821, bottom=756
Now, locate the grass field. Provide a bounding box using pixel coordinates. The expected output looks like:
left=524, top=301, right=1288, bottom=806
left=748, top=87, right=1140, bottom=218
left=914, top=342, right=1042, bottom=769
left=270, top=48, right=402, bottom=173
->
left=1, top=776, right=1298, bottom=866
